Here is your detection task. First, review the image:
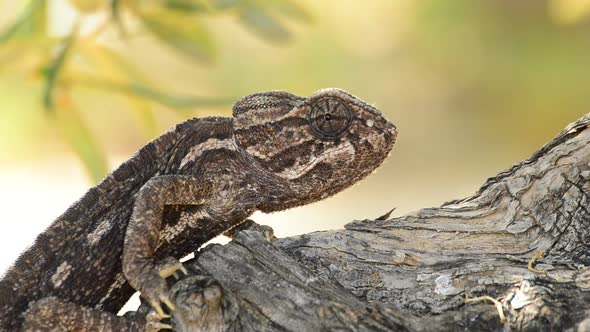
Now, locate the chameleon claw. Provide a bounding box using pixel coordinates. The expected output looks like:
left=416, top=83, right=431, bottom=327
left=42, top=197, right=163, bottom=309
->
left=150, top=301, right=166, bottom=318
left=156, top=323, right=173, bottom=330
left=138, top=258, right=179, bottom=318
left=160, top=294, right=176, bottom=311
left=172, top=266, right=187, bottom=279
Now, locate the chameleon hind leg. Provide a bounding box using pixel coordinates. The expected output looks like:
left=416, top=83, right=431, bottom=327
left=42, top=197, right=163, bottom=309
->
left=21, top=296, right=171, bottom=331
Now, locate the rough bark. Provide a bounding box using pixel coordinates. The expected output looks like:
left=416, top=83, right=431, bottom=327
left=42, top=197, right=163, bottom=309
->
left=139, top=113, right=590, bottom=331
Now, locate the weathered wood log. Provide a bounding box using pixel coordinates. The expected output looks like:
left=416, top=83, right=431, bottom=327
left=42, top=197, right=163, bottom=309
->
left=138, top=113, right=590, bottom=331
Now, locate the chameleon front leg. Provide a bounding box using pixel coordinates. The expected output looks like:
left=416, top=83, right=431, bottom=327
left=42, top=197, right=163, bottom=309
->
left=123, top=175, right=213, bottom=319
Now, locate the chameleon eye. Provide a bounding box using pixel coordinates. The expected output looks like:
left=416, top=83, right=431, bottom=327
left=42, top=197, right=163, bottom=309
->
left=308, top=97, right=353, bottom=139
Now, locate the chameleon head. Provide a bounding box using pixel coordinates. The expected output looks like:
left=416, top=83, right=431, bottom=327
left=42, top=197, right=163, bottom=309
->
left=232, top=88, right=397, bottom=211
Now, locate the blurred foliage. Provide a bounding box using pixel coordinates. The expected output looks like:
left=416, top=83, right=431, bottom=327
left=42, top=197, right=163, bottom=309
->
left=404, top=0, right=590, bottom=154
left=1, top=0, right=590, bottom=198
left=2, top=0, right=590, bottom=235
left=0, top=0, right=310, bottom=182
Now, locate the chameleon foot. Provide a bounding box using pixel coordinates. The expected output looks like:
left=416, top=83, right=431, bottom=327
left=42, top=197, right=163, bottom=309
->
left=140, top=257, right=187, bottom=318
left=145, top=311, right=173, bottom=332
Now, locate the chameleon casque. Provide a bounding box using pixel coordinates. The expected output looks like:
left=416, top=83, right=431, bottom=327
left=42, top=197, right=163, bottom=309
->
left=0, top=88, right=397, bottom=331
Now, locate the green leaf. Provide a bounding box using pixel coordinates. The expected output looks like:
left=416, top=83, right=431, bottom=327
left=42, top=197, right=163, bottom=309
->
left=165, top=0, right=209, bottom=12
left=43, top=30, right=76, bottom=111
left=111, top=0, right=127, bottom=35
left=139, top=7, right=216, bottom=61
left=73, top=76, right=235, bottom=109
left=52, top=104, right=108, bottom=183
left=0, top=0, right=46, bottom=44
left=125, top=83, right=235, bottom=108
left=266, top=0, right=312, bottom=23
left=238, top=5, right=291, bottom=43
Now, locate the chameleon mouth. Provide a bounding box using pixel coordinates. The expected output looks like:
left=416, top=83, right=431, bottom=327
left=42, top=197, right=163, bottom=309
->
left=383, top=121, right=398, bottom=147
left=384, top=120, right=397, bottom=133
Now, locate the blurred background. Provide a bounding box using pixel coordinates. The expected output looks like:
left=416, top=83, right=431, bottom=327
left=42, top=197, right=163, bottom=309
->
left=1, top=0, right=589, bottom=278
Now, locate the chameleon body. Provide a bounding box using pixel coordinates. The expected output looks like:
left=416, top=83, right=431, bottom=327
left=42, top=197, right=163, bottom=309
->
left=0, top=88, right=397, bottom=331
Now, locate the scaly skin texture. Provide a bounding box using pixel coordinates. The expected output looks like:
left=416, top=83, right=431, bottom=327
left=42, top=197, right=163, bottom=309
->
left=0, top=88, right=397, bottom=331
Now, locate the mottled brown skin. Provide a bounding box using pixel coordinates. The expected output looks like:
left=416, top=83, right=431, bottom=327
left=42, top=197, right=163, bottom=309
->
left=0, top=88, right=397, bottom=331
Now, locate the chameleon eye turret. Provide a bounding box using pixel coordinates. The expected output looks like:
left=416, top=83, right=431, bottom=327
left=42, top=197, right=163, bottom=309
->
left=307, top=97, right=353, bottom=139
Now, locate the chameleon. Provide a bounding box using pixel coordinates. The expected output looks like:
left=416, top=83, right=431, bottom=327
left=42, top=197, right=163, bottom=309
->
left=0, top=88, right=397, bottom=331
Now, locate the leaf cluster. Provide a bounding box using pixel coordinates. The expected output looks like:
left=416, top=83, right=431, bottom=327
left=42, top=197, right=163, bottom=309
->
left=0, top=0, right=310, bottom=182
